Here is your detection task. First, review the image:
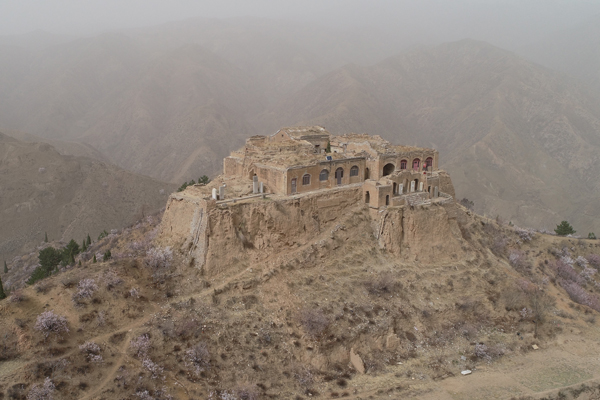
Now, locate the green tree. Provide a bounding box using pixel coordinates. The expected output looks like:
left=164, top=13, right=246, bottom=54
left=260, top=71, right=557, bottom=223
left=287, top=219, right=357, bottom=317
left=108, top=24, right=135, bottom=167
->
left=28, top=247, right=62, bottom=285
left=44, top=232, right=48, bottom=242
left=93, top=254, right=97, bottom=263
left=325, top=141, right=331, bottom=153
left=103, top=250, right=112, bottom=262
left=589, top=233, right=597, bottom=240
left=62, top=239, right=80, bottom=265
left=198, top=175, right=210, bottom=185
left=177, top=181, right=189, bottom=192
left=555, top=221, right=576, bottom=236
left=86, top=234, right=91, bottom=246
left=98, top=230, right=108, bottom=240
left=3, top=260, right=7, bottom=274
left=0, top=275, right=6, bottom=300
left=82, top=239, right=87, bottom=252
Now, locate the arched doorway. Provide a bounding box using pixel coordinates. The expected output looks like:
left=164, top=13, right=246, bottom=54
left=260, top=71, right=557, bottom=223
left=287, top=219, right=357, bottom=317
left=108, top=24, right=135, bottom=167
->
left=385, top=195, right=390, bottom=205
left=335, top=167, right=344, bottom=185
left=365, top=168, right=370, bottom=179
left=383, top=163, right=395, bottom=176
left=414, top=178, right=419, bottom=191
left=393, top=182, right=397, bottom=194
left=365, top=191, right=370, bottom=204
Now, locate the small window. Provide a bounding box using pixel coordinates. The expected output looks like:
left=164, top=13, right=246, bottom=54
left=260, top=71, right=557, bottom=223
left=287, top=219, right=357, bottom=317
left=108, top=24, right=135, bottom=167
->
left=350, top=165, right=359, bottom=177
left=413, top=159, right=420, bottom=170
left=319, top=169, right=329, bottom=181
left=302, top=174, right=311, bottom=185
left=400, top=160, right=407, bottom=169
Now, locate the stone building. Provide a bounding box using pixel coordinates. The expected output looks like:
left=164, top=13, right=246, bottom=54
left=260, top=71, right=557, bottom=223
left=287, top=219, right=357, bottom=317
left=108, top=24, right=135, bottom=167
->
left=223, top=126, right=454, bottom=208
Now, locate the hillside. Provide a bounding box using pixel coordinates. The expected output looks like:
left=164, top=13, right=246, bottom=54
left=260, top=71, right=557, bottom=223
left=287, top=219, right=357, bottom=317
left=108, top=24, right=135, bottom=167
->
left=518, top=14, right=600, bottom=96
left=266, top=40, right=600, bottom=235
left=2, top=184, right=600, bottom=399
left=0, top=132, right=176, bottom=262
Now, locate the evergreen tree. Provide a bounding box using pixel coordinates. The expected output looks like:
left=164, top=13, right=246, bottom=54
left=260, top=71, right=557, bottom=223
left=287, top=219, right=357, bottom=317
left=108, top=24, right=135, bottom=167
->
left=198, top=175, right=210, bottom=185
left=0, top=275, right=6, bottom=300
left=555, top=221, right=576, bottom=236
left=86, top=234, right=91, bottom=246
left=3, top=260, right=7, bottom=274
left=78, top=260, right=82, bottom=267
left=589, top=233, right=597, bottom=240
left=93, top=254, right=97, bottom=263
left=103, top=250, right=112, bottom=262
left=325, top=141, right=331, bottom=153
left=44, top=232, right=48, bottom=242
left=27, top=247, right=62, bottom=285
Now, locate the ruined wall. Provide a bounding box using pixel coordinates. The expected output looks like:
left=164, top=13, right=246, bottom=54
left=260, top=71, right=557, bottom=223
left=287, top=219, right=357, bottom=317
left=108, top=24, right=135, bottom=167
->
left=438, top=170, right=455, bottom=197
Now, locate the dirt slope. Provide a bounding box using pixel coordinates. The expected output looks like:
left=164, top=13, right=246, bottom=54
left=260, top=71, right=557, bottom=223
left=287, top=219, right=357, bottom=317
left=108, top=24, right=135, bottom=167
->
left=2, top=189, right=600, bottom=399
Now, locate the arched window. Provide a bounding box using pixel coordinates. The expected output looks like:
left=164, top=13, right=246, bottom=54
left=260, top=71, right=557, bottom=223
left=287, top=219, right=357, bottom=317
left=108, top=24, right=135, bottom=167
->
left=413, top=159, right=420, bottom=170
left=302, top=174, right=311, bottom=185
left=383, top=163, right=395, bottom=176
left=425, top=157, right=433, bottom=169
left=365, top=168, right=370, bottom=179
left=319, top=169, right=329, bottom=181
left=400, top=160, right=407, bottom=170
left=350, top=165, right=359, bottom=177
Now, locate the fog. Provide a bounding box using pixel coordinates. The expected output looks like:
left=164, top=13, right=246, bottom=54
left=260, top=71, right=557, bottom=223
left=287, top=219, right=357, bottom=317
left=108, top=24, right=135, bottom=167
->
left=2, top=0, right=600, bottom=50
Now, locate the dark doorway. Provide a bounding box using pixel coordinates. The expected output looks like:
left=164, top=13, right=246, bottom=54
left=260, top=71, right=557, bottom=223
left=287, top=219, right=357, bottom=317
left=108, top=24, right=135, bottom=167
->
left=291, top=178, right=297, bottom=194
left=383, top=163, right=395, bottom=176
left=365, top=191, right=370, bottom=204
left=335, top=167, right=344, bottom=185
left=386, top=195, right=390, bottom=205
left=393, top=182, right=397, bottom=194
left=365, top=167, right=370, bottom=179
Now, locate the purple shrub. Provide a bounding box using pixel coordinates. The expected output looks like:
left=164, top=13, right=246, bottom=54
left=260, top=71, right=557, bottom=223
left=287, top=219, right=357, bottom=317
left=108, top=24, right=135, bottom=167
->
left=552, top=260, right=582, bottom=284
left=145, top=247, right=173, bottom=269
left=27, top=377, right=55, bottom=400
left=142, top=358, right=164, bottom=380
left=34, top=311, right=69, bottom=339
left=130, top=334, right=151, bottom=357
left=72, top=278, right=98, bottom=303
left=79, top=341, right=103, bottom=363
left=185, top=342, right=210, bottom=374
left=587, top=254, right=600, bottom=269
left=560, top=280, right=600, bottom=311
left=515, top=228, right=535, bottom=242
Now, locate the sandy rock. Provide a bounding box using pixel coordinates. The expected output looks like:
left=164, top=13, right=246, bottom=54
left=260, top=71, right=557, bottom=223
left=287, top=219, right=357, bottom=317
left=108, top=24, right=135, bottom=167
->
left=350, top=347, right=365, bottom=374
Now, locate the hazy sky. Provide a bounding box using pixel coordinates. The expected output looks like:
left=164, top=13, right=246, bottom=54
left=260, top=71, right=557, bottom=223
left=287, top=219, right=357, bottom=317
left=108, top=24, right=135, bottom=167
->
left=1, top=0, right=600, bottom=47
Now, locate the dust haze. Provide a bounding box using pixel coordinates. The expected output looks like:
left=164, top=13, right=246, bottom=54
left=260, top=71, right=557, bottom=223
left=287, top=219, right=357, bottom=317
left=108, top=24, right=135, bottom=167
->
left=2, top=0, right=600, bottom=258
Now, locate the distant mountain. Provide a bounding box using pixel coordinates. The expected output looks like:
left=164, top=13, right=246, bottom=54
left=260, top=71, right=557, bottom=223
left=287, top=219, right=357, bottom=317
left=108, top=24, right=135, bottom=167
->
left=268, top=40, right=600, bottom=234
left=518, top=15, right=600, bottom=95
left=0, top=132, right=176, bottom=262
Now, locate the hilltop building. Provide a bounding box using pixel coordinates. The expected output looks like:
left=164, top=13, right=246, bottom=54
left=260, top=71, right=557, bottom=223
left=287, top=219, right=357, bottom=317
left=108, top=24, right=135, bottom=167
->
left=224, top=126, right=453, bottom=208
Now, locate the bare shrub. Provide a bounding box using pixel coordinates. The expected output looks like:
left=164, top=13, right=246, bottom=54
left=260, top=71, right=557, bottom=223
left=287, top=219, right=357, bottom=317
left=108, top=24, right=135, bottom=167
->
left=491, top=236, right=508, bottom=256
left=185, top=342, right=210, bottom=374
left=365, top=272, right=400, bottom=296
left=72, top=278, right=98, bottom=303
left=299, top=309, right=330, bottom=339
left=130, top=334, right=151, bottom=358
left=129, top=287, right=140, bottom=298
left=34, top=311, right=69, bottom=339
left=142, top=358, right=164, bottom=380
left=79, top=341, right=103, bottom=363
left=509, top=250, right=530, bottom=273
left=236, top=385, right=260, bottom=400
left=145, top=247, right=173, bottom=269
left=474, top=343, right=505, bottom=362
left=27, top=377, right=55, bottom=400
left=103, top=269, right=123, bottom=290
left=9, top=289, right=25, bottom=303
